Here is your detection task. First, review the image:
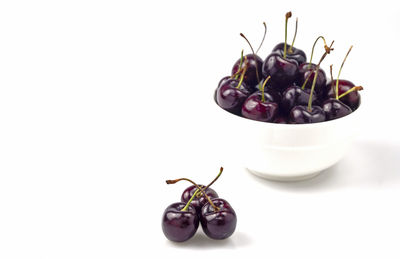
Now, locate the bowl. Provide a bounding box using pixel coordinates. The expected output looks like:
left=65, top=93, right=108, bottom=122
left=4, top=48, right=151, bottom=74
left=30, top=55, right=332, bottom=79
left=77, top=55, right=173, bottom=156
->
left=213, top=95, right=362, bottom=181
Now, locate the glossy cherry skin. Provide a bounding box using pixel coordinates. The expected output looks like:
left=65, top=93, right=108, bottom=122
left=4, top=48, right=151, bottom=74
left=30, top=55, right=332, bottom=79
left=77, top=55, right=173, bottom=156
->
left=200, top=198, right=237, bottom=240
left=218, top=76, right=231, bottom=88
left=216, top=79, right=250, bottom=115
left=296, top=63, right=327, bottom=98
left=272, top=43, right=307, bottom=65
left=289, top=105, right=326, bottom=124
left=241, top=91, right=279, bottom=122
left=326, top=79, right=361, bottom=111
left=322, top=98, right=352, bottom=121
left=232, top=54, right=263, bottom=90
left=215, top=76, right=232, bottom=102
left=162, top=202, right=199, bottom=242
left=262, top=52, right=299, bottom=92
left=281, top=85, right=317, bottom=114
left=181, top=185, right=218, bottom=214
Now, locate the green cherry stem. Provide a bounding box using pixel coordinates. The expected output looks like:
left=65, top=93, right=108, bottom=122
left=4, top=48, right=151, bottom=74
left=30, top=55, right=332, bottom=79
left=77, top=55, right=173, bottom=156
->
left=261, top=76, right=271, bottom=103
left=338, top=86, right=363, bottom=99
left=308, top=36, right=328, bottom=69
left=289, top=17, right=298, bottom=54
left=236, top=58, right=248, bottom=89
left=234, top=50, right=244, bottom=80
left=166, top=178, right=219, bottom=211
left=329, top=64, right=335, bottom=94
left=335, top=45, right=353, bottom=99
left=307, top=66, right=320, bottom=111
left=240, top=33, right=260, bottom=81
left=181, top=188, right=200, bottom=212
left=256, top=22, right=267, bottom=54
left=283, top=11, right=292, bottom=59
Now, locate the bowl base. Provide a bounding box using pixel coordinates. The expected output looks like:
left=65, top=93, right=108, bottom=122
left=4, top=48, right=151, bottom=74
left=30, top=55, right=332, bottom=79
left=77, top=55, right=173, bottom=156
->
left=247, top=168, right=322, bottom=182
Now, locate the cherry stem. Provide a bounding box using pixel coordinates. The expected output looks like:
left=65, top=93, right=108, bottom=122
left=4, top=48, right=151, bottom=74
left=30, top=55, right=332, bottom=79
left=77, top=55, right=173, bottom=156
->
left=240, top=33, right=260, bottom=81
left=307, top=41, right=335, bottom=111
left=289, top=18, right=298, bottom=54
left=196, top=167, right=223, bottom=198
left=307, top=67, right=320, bottom=111
left=256, top=22, right=267, bottom=54
left=234, top=50, right=244, bottom=80
left=301, top=40, right=334, bottom=90
left=329, top=64, right=335, bottom=95
left=338, top=86, right=363, bottom=99
left=181, top=188, right=200, bottom=212
left=261, top=76, right=271, bottom=103
left=236, top=57, right=248, bottom=89
left=283, top=11, right=292, bottom=59
left=166, top=178, right=219, bottom=211
left=308, top=36, right=328, bottom=69
left=336, top=45, right=353, bottom=99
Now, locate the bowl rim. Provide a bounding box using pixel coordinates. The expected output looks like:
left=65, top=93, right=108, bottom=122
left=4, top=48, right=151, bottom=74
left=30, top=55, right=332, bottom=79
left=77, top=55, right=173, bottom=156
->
left=213, top=94, right=361, bottom=129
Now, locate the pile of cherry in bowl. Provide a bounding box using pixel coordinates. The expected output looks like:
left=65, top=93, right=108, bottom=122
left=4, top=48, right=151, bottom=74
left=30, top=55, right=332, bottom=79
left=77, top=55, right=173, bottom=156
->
left=162, top=168, right=237, bottom=242
left=215, top=12, right=363, bottom=124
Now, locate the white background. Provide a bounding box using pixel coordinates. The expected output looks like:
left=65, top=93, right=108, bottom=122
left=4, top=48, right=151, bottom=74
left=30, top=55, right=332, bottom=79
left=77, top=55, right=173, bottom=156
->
left=1, top=0, right=400, bottom=258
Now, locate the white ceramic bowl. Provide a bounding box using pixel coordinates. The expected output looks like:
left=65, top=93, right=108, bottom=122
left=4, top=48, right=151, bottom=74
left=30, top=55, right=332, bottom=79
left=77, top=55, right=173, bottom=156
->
left=213, top=95, right=362, bottom=181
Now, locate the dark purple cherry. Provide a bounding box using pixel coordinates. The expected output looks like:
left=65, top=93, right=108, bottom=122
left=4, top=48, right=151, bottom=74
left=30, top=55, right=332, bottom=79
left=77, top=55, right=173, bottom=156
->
left=216, top=78, right=250, bottom=115
left=181, top=185, right=218, bottom=214
left=232, top=54, right=263, bottom=90
left=273, top=43, right=306, bottom=65
left=242, top=76, right=279, bottom=122
left=231, top=25, right=267, bottom=90
left=327, top=79, right=362, bottom=111
left=241, top=94, right=279, bottom=122
left=263, top=12, right=301, bottom=92
left=296, top=63, right=327, bottom=98
left=262, top=52, right=299, bottom=91
left=322, top=98, right=352, bottom=120
left=200, top=198, right=237, bottom=240
left=326, top=46, right=361, bottom=110
left=273, top=15, right=306, bottom=64
left=162, top=202, right=199, bottom=242
left=281, top=85, right=317, bottom=113
left=289, top=105, right=326, bottom=124
left=218, top=76, right=231, bottom=88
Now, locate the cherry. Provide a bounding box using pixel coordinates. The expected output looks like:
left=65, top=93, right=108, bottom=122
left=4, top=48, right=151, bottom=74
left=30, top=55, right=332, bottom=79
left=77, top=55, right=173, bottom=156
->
left=216, top=67, right=250, bottom=115
left=296, top=63, right=327, bottom=98
left=322, top=98, right=352, bottom=120
left=218, top=76, right=232, bottom=88
left=162, top=190, right=200, bottom=242
left=262, top=53, right=299, bottom=91
left=181, top=168, right=222, bottom=214
left=281, top=85, right=317, bottom=114
left=262, top=12, right=299, bottom=91
left=273, top=43, right=306, bottom=65
left=327, top=46, right=363, bottom=111
left=232, top=25, right=267, bottom=89
left=289, top=46, right=332, bottom=124
left=272, top=17, right=307, bottom=64
left=200, top=198, right=237, bottom=240
left=296, top=36, right=332, bottom=98
left=231, top=54, right=263, bottom=90
left=326, top=80, right=362, bottom=111
left=241, top=76, right=279, bottom=122
left=289, top=105, right=326, bottom=124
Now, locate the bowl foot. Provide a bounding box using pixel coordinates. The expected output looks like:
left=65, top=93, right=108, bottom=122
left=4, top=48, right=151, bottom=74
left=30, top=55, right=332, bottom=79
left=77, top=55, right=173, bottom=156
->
left=247, top=168, right=322, bottom=182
